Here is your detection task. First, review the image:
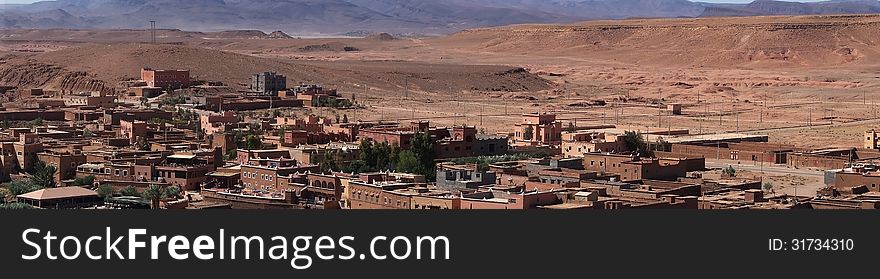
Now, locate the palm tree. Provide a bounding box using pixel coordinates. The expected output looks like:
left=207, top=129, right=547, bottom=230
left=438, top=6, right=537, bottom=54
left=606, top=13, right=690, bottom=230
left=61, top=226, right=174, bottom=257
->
left=29, top=160, right=57, bottom=188
left=164, top=186, right=181, bottom=200
left=142, top=184, right=166, bottom=209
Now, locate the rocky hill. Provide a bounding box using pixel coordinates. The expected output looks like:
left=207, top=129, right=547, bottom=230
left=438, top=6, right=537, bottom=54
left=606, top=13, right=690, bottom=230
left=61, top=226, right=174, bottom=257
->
left=436, top=14, right=880, bottom=68
left=701, top=0, right=880, bottom=17
left=0, top=43, right=552, bottom=94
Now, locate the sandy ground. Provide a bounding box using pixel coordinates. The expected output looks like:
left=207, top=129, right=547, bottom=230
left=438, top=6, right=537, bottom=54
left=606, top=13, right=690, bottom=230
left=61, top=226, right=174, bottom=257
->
left=4, top=15, right=880, bottom=148
left=704, top=160, right=826, bottom=197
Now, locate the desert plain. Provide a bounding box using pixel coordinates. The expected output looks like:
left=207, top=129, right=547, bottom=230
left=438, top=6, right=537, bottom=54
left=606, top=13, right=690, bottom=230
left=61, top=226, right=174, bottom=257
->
left=2, top=14, right=880, bottom=154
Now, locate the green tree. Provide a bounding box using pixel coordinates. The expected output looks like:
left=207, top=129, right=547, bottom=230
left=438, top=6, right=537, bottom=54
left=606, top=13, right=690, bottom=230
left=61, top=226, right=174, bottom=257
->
left=120, top=185, right=140, bottom=197
left=72, top=175, right=96, bottom=186
left=30, top=161, right=57, bottom=188
left=0, top=202, right=33, bottom=210
left=762, top=182, right=774, bottom=193
left=28, top=118, right=43, bottom=128
left=225, top=149, right=238, bottom=161
left=356, top=139, right=402, bottom=172
left=163, top=186, right=181, bottom=200
left=522, top=125, right=534, bottom=141
left=142, top=184, right=166, bottom=209
left=247, top=122, right=262, bottom=136
left=7, top=180, right=42, bottom=196
left=396, top=150, right=421, bottom=174
left=320, top=150, right=339, bottom=173
left=723, top=165, right=737, bottom=178
left=136, top=137, right=151, bottom=151
left=343, top=160, right=367, bottom=174
left=246, top=135, right=263, bottom=150
left=409, top=132, right=436, bottom=181
left=96, top=184, right=115, bottom=200
left=623, top=131, right=646, bottom=153
left=358, top=139, right=377, bottom=169
left=374, top=142, right=394, bottom=170
left=622, top=131, right=655, bottom=157
left=342, top=114, right=349, bottom=123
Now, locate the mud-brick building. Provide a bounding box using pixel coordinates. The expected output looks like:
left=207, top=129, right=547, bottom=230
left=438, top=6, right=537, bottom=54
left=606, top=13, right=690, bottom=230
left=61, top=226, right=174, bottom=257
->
left=141, top=68, right=190, bottom=88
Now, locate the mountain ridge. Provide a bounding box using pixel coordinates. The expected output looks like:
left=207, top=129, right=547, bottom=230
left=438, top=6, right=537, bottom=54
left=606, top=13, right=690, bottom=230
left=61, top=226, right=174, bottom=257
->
left=2, top=0, right=880, bottom=34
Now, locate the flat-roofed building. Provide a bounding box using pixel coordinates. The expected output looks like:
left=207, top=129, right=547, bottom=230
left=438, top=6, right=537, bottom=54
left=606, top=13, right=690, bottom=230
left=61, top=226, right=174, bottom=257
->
left=435, top=163, right=496, bottom=190
left=829, top=165, right=880, bottom=193
left=513, top=113, right=562, bottom=146
left=141, top=68, right=190, bottom=88
left=251, top=72, right=287, bottom=94
left=866, top=129, right=880, bottom=150
left=37, top=150, right=87, bottom=184
left=63, top=91, right=116, bottom=108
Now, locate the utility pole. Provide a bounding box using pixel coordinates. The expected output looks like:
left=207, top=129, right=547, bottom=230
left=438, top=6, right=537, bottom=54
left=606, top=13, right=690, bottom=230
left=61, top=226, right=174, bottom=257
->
left=761, top=152, right=764, bottom=174
left=150, top=21, right=156, bottom=44
left=760, top=99, right=764, bottom=124
left=830, top=107, right=834, bottom=125
left=657, top=89, right=662, bottom=128
left=603, top=107, right=606, bottom=124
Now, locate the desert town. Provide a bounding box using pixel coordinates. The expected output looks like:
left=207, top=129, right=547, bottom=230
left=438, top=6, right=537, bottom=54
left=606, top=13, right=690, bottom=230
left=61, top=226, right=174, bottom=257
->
left=0, top=64, right=878, bottom=210
left=3, top=12, right=880, bottom=209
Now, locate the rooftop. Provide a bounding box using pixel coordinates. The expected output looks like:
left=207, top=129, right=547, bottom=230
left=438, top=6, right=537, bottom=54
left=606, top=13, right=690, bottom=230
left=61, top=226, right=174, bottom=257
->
left=17, top=186, right=98, bottom=200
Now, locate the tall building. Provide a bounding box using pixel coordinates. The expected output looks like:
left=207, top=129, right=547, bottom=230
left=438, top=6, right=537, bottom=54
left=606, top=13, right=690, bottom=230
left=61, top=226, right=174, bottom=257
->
left=251, top=72, right=287, bottom=95
left=141, top=68, right=190, bottom=88
left=13, top=133, right=43, bottom=173
left=865, top=129, right=879, bottom=150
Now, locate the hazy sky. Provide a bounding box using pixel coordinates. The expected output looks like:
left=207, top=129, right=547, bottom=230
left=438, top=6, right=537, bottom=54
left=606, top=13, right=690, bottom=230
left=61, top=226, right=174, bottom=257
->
left=0, top=0, right=839, bottom=3
left=0, top=0, right=839, bottom=4
left=700, top=0, right=827, bottom=2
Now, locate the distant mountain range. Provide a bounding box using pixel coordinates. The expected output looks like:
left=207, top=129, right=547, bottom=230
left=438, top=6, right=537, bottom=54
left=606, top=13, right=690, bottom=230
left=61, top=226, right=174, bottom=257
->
left=2, top=0, right=880, bottom=35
